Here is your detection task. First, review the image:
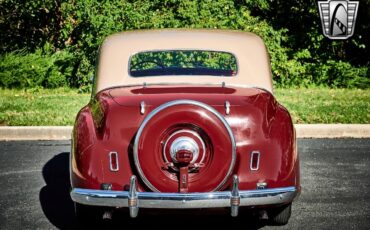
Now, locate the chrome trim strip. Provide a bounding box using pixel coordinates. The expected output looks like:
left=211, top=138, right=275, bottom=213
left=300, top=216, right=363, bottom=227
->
left=109, top=151, right=119, bottom=172
left=71, top=186, right=297, bottom=209
left=133, top=100, right=237, bottom=192
left=250, top=151, right=260, bottom=171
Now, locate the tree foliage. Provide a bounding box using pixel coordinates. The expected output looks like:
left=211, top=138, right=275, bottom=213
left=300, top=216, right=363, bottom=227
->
left=0, top=0, right=368, bottom=89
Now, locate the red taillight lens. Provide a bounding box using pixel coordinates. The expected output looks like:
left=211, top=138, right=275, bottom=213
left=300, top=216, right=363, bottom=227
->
left=109, top=152, right=119, bottom=171
left=250, top=151, right=260, bottom=171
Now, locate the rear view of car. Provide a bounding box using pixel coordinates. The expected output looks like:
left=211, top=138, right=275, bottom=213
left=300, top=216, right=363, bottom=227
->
left=70, top=30, right=300, bottom=225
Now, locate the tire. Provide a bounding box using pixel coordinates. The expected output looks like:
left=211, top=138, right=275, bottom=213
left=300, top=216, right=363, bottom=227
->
left=133, top=100, right=236, bottom=193
left=268, top=203, right=292, bottom=226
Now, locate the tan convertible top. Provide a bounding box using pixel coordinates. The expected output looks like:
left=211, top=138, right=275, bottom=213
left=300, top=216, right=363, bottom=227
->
left=95, top=29, right=273, bottom=93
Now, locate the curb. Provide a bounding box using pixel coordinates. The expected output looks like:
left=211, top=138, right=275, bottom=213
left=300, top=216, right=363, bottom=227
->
left=294, top=124, right=370, bottom=138
left=0, top=124, right=369, bottom=140
left=0, top=126, right=72, bottom=141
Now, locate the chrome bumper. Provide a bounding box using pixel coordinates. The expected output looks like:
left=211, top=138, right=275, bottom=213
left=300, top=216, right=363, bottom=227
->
left=71, top=175, right=298, bottom=218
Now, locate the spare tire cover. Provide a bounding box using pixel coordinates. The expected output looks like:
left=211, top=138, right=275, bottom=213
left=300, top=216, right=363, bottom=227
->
left=133, top=100, right=236, bottom=192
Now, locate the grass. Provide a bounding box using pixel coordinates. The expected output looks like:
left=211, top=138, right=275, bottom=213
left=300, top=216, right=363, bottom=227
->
left=0, top=88, right=90, bottom=126
left=0, top=88, right=368, bottom=125
left=275, top=88, right=369, bottom=124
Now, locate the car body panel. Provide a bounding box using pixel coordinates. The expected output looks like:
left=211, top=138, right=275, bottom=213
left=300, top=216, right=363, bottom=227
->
left=71, top=85, right=299, bottom=192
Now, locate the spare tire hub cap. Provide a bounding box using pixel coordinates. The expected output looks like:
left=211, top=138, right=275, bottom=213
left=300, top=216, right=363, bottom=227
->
left=170, top=137, right=199, bottom=163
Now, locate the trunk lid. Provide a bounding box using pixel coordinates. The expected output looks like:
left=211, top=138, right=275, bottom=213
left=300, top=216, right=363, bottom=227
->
left=108, top=84, right=268, bottom=108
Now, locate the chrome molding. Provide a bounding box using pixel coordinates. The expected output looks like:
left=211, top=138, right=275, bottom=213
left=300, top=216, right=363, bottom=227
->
left=250, top=151, right=260, bottom=171
left=71, top=184, right=298, bottom=215
left=109, top=151, right=119, bottom=172
left=133, top=100, right=237, bottom=192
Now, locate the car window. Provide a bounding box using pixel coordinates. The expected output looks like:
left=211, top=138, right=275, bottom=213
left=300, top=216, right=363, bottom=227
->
left=129, top=50, right=238, bottom=77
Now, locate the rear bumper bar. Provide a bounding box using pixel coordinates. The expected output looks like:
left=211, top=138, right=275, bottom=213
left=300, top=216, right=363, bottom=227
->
left=71, top=175, right=298, bottom=217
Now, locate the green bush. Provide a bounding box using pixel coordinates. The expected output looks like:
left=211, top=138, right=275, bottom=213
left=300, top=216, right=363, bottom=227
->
left=0, top=50, right=75, bottom=88
left=307, top=61, right=369, bottom=88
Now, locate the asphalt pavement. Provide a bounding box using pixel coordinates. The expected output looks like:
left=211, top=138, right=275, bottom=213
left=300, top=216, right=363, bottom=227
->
left=0, top=139, right=369, bottom=229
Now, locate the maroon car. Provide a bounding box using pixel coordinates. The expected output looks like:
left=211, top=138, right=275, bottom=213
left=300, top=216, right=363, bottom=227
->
left=70, top=29, right=300, bottom=225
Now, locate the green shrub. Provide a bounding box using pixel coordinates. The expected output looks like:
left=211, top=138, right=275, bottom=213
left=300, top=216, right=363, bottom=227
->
left=307, top=61, right=369, bottom=89
left=0, top=50, right=75, bottom=88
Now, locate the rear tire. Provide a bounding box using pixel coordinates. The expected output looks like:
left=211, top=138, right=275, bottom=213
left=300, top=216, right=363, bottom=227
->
left=268, top=203, right=292, bottom=226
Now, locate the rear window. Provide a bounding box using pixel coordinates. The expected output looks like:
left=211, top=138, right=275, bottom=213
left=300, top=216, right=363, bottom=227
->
left=129, top=50, right=238, bottom=77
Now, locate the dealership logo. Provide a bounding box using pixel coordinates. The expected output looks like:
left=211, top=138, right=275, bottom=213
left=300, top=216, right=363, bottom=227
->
left=318, top=0, right=359, bottom=39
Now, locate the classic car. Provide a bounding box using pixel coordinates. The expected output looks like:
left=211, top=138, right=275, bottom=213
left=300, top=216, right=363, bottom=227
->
left=70, top=29, right=300, bottom=225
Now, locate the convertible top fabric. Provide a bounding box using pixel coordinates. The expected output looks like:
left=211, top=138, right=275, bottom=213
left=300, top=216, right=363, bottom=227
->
left=95, top=29, right=273, bottom=93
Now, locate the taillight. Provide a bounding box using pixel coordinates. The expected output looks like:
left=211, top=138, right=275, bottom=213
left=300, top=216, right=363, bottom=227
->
left=250, top=151, right=260, bottom=171
left=109, top=151, right=119, bottom=171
